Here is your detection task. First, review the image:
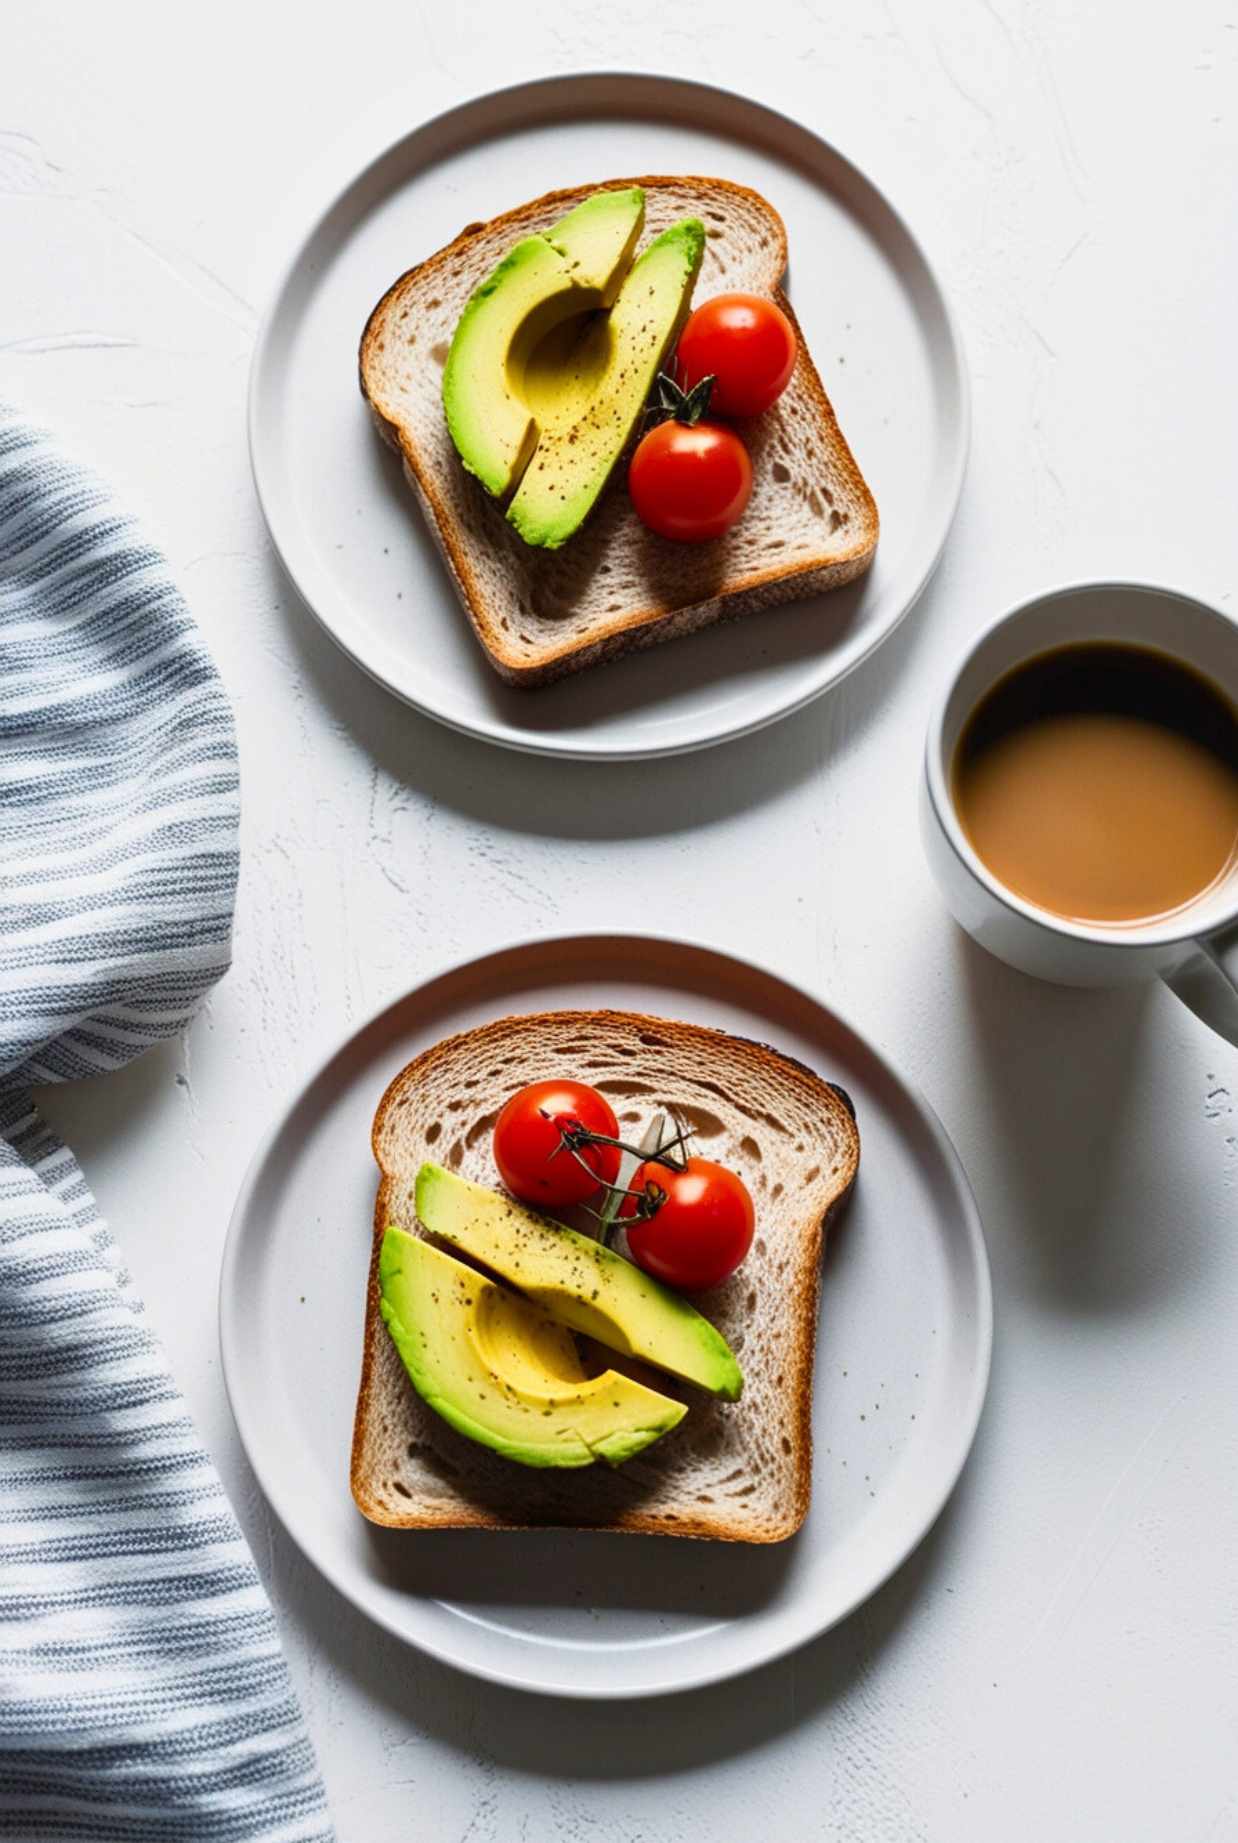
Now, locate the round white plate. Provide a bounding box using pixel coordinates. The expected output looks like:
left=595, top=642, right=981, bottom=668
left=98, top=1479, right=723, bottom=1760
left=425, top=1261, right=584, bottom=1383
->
left=248, top=73, right=968, bottom=760
left=221, top=934, right=991, bottom=1698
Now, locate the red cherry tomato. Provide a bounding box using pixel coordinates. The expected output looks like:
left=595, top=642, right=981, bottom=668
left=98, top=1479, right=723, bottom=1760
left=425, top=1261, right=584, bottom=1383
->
left=620, top=1156, right=755, bottom=1291
left=676, top=293, right=798, bottom=418
left=493, top=1080, right=622, bottom=1208
left=628, top=420, right=752, bottom=543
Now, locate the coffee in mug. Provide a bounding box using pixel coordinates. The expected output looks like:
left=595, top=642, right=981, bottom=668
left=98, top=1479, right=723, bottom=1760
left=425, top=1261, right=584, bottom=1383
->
left=951, top=642, right=1238, bottom=926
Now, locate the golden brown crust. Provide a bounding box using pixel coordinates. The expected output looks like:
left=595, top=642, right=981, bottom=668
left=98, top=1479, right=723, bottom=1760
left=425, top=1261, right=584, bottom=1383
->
left=358, top=177, right=878, bottom=684
left=350, top=1009, right=860, bottom=1542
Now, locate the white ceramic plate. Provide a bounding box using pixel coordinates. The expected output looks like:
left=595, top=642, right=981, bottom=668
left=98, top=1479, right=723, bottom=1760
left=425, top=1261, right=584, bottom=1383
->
left=248, top=73, right=968, bottom=760
left=221, top=934, right=991, bottom=1697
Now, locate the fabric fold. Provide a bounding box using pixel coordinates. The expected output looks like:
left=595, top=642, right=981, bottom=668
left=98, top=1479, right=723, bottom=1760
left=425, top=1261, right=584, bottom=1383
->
left=0, top=405, right=333, bottom=1841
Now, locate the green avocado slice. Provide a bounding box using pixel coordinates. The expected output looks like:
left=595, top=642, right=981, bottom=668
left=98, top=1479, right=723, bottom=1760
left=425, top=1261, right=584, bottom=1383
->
left=414, top=1164, right=743, bottom=1403
left=442, top=187, right=645, bottom=501
left=379, top=1228, right=686, bottom=1468
left=505, top=216, right=706, bottom=549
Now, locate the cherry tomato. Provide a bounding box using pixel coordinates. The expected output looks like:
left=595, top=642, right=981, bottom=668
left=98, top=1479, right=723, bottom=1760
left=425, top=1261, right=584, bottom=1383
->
left=628, top=420, right=752, bottom=543
left=676, top=293, right=798, bottom=418
left=493, top=1079, right=622, bottom=1209
left=620, top=1156, right=755, bottom=1291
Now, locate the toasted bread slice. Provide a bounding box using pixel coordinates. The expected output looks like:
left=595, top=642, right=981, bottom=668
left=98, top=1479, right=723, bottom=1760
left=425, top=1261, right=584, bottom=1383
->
left=351, top=1010, right=860, bottom=1543
left=359, top=177, right=879, bottom=685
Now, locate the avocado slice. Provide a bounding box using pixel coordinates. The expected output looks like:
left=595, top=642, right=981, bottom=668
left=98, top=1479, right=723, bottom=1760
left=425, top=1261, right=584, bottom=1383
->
left=379, top=1229, right=685, bottom=1468
left=442, top=187, right=646, bottom=501
left=414, top=1164, right=743, bottom=1403
left=505, top=217, right=705, bottom=549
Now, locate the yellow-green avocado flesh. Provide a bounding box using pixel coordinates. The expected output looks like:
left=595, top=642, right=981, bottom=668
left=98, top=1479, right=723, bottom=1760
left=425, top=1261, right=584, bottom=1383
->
left=379, top=1229, right=686, bottom=1469
left=414, top=1163, right=744, bottom=1403
left=442, top=187, right=645, bottom=502
left=442, top=189, right=706, bottom=548
left=505, top=217, right=705, bottom=548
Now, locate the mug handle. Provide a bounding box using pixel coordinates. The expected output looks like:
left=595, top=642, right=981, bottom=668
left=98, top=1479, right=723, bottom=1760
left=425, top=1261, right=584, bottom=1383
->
left=1162, top=923, right=1238, bottom=1047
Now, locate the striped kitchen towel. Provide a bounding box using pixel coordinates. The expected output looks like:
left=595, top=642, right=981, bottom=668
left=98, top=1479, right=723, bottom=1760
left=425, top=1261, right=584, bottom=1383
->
left=0, top=405, right=333, bottom=1841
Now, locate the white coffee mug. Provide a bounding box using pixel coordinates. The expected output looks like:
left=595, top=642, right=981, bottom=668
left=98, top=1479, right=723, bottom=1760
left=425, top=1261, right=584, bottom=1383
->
left=921, top=581, right=1238, bottom=1046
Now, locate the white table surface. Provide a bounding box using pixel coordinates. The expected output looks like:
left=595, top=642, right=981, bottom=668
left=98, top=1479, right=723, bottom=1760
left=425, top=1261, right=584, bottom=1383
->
left=6, top=4, right=1238, bottom=1838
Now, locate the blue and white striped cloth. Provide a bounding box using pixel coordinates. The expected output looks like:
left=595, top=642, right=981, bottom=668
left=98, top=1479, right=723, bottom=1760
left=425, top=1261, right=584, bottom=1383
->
left=0, top=406, right=333, bottom=1840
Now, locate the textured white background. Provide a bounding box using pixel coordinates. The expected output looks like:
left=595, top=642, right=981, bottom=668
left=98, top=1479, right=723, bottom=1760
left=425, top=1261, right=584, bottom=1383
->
left=5, top=3, right=1238, bottom=1838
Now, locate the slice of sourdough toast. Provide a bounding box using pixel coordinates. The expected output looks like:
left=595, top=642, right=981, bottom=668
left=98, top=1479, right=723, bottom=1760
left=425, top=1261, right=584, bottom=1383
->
left=359, top=176, right=879, bottom=686
left=351, top=1010, right=860, bottom=1543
